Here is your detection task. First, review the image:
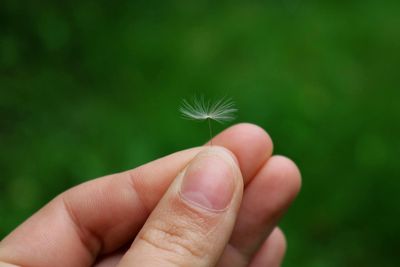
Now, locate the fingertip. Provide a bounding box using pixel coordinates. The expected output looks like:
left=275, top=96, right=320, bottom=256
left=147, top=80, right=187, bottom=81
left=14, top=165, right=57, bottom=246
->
left=270, top=227, right=287, bottom=258
left=213, top=123, right=274, bottom=182
left=232, top=154, right=301, bottom=249
left=267, top=155, right=302, bottom=202
left=249, top=227, right=287, bottom=267
left=228, top=123, right=274, bottom=155
left=200, top=145, right=240, bottom=169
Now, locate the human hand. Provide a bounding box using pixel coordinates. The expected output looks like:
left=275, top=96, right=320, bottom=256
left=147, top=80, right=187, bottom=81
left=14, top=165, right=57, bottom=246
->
left=0, top=123, right=301, bottom=267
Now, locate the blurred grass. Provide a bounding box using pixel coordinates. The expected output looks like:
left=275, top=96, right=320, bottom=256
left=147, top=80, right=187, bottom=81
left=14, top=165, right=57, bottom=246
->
left=1, top=1, right=400, bottom=266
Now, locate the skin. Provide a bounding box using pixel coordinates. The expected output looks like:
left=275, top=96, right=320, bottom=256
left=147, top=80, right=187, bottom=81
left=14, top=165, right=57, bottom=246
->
left=0, top=123, right=301, bottom=267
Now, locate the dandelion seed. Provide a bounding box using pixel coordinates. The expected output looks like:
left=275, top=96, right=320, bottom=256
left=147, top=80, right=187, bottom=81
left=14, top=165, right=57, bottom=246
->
left=180, top=96, right=237, bottom=145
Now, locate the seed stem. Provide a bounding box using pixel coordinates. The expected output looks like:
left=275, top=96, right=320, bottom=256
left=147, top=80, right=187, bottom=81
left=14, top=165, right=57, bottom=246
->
left=208, top=117, right=213, bottom=146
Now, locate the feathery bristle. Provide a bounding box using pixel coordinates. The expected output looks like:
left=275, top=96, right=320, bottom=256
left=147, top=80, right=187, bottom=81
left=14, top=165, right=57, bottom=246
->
left=180, top=97, right=237, bottom=123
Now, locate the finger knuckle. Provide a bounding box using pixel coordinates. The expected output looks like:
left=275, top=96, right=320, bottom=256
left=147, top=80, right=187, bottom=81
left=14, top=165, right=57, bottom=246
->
left=138, top=216, right=208, bottom=262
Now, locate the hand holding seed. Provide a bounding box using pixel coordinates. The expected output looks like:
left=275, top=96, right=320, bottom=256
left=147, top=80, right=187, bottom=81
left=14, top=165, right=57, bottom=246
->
left=0, top=124, right=301, bottom=267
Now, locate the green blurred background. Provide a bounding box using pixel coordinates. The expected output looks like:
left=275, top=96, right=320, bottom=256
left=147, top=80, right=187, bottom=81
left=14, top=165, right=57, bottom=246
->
left=1, top=0, right=399, bottom=266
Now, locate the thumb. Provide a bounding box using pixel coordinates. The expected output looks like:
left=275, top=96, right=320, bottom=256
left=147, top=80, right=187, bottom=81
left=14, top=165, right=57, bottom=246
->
left=117, top=146, right=244, bottom=267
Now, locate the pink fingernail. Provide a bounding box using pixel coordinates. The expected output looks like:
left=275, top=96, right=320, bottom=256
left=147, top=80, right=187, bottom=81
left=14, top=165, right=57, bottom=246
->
left=180, top=149, right=236, bottom=211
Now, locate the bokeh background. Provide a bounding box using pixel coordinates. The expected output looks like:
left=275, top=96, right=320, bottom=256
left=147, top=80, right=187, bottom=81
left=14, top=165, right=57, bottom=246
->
left=1, top=1, right=399, bottom=266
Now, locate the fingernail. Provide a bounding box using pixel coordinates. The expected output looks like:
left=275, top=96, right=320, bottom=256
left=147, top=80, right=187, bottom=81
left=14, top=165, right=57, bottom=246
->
left=180, top=148, right=236, bottom=211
